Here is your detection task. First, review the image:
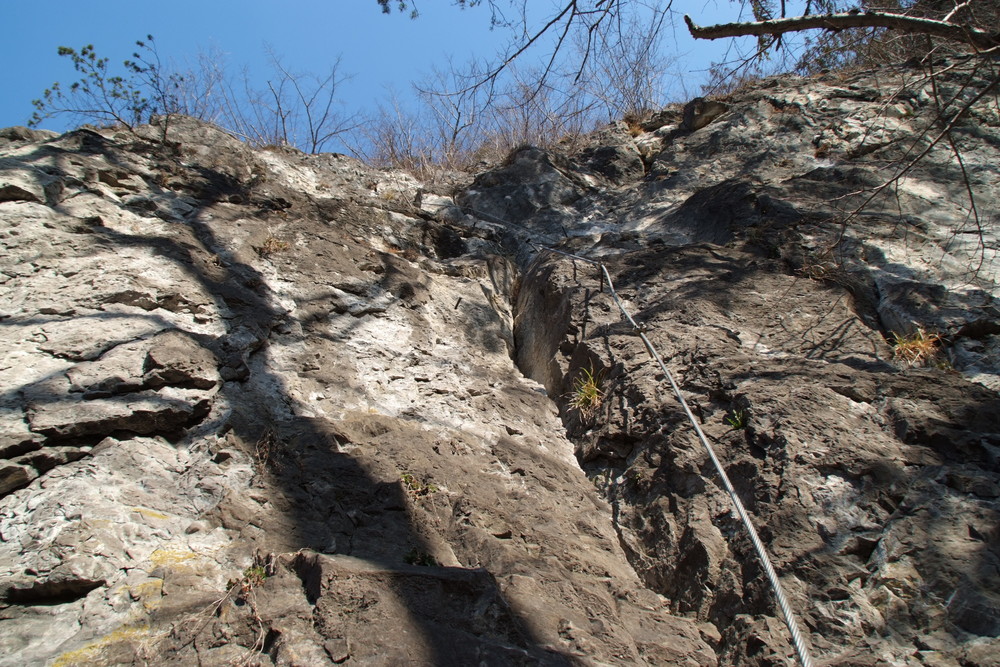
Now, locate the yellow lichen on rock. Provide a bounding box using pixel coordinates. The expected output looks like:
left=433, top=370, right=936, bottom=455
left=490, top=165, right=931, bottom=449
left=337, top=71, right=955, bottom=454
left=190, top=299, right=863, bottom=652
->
left=148, top=547, right=202, bottom=569
left=129, top=579, right=164, bottom=610
left=130, top=506, right=170, bottom=520
left=51, top=625, right=153, bottom=667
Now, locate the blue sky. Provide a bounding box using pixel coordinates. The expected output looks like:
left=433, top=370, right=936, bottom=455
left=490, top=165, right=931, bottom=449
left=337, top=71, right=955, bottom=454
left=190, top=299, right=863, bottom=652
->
left=1, top=1, right=751, bottom=149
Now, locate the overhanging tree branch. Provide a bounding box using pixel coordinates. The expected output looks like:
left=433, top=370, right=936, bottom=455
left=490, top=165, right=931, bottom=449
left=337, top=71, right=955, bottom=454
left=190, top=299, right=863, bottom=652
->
left=684, top=11, right=1000, bottom=51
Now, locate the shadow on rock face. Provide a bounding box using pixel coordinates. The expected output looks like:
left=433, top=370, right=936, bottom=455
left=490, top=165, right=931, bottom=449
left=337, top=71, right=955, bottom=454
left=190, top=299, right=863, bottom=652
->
left=662, top=180, right=802, bottom=246
left=0, top=124, right=572, bottom=666
left=192, top=414, right=569, bottom=665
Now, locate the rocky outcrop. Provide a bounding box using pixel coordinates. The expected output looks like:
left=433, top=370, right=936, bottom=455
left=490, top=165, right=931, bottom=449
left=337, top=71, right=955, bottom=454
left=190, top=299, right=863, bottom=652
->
left=467, top=59, right=1000, bottom=665
left=516, top=245, right=1000, bottom=665
left=0, top=118, right=715, bottom=666
left=0, top=57, right=998, bottom=666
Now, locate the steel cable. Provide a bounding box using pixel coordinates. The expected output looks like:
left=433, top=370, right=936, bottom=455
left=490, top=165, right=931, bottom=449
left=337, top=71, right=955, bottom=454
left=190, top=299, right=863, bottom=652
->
left=449, top=201, right=815, bottom=665
left=534, top=243, right=816, bottom=667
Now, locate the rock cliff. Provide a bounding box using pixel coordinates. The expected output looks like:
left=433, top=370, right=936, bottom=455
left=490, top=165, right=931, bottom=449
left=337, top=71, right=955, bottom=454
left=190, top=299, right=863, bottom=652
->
left=1, top=59, right=998, bottom=666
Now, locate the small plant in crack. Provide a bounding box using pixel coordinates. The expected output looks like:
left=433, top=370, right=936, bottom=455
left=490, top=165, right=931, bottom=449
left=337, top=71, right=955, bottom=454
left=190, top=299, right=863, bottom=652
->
left=890, top=328, right=943, bottom=367
left=242, top=566, right=267, bottom=588
left=227, top=565, right=269, bottom=604
left=627, top=467, right=647, bottom=484
left=161, top=557, right=274, bottom=665
left=222, top=560, right=273, bottom=666
left=253, top=429, right=278, bottom=474
left=404, top=548, right=438, bottom=567
left=568, top=366, right=604, bottom=420
left=257, top=236, right=290, bottom=256
left=725, top=409, right=748, bottom=430
left=400, top=472, right=439, bottom=497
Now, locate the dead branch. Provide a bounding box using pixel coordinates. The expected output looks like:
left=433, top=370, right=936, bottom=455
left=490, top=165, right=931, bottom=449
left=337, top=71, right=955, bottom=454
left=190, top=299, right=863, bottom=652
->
left=684, top=11, right=999, bottom=51
left=831, top=63, right=1000, bottom=256
left=453, top=1, right=647, bottom=102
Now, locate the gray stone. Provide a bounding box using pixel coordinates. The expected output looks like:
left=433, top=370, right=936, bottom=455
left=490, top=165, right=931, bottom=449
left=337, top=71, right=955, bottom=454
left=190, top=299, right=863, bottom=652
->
left=27, top=391, right=197, bottom=438
left=0, top=419, right=40, bottom=459
left=142, top=330, right=220, bottom=389
left=0, top=158, right=61, bottom=205
left=0, top=126, right=58, bottom=143
left=0, top=463, right=35, bottom=495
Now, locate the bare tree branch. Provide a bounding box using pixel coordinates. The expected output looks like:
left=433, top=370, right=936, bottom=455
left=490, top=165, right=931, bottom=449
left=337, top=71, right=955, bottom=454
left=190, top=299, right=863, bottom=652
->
left=832, top=64, right=1000, bottom=249
left=464, top=1, right=582, bottom=97
left=684, top=11, right=1000, bottom=51
left=942, top=0, right=975, bottom=24
left=448, top=1, right=676, bottom=105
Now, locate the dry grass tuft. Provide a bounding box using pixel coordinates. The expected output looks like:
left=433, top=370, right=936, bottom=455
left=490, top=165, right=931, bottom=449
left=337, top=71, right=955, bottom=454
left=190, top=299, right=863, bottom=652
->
left=568, top=366, right=604, bottom=419
left=891, top=328, right=943, bottom=367
left=622, top=112, right=647, bottom=137
left=257, top=236, right=290, bottom=256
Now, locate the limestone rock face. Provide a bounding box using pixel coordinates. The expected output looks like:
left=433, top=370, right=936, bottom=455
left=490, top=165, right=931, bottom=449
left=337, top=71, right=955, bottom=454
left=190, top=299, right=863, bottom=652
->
left=0, top=116, right=713, bottom=666
left=0, top=59, right=998, bottom=667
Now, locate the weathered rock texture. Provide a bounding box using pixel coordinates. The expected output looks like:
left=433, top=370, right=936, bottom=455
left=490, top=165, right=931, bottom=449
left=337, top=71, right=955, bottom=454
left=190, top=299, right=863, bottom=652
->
left=1, top=58, right=998, bottom=666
